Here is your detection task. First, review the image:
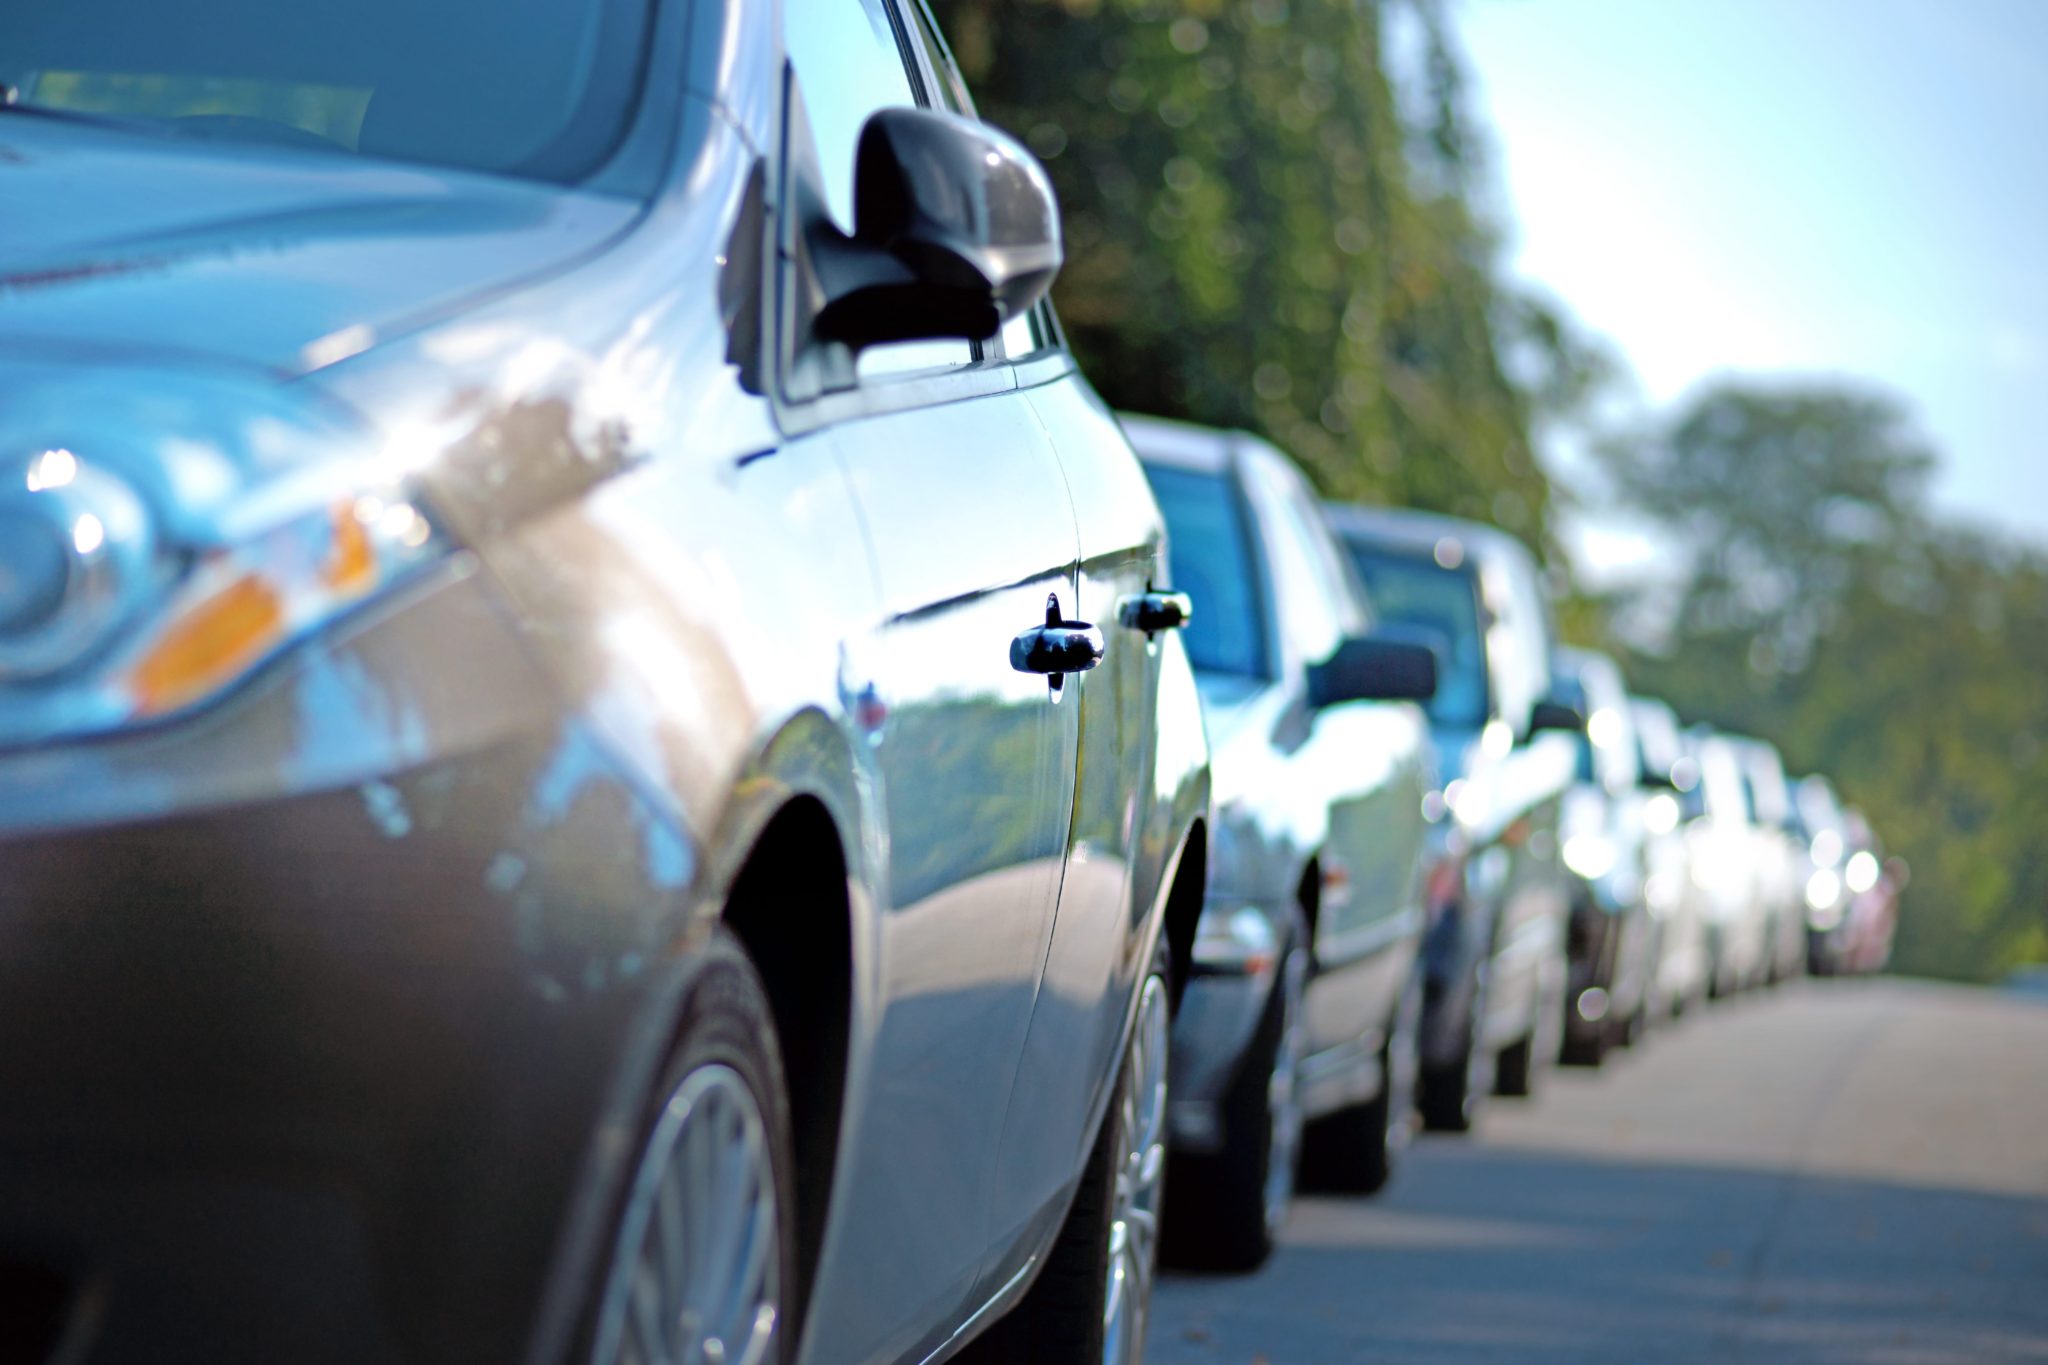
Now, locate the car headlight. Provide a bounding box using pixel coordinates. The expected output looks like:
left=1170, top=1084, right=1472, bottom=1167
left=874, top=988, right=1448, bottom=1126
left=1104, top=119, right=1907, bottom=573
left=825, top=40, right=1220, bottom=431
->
left=1806, top=868, right=1844, bottom=928
left=0, top=442, right=444, bottom=747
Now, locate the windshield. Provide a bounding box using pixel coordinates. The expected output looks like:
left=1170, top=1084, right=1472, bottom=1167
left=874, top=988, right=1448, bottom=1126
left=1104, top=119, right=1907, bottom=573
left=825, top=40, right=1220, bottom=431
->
left=1143, top=464, right=1270, bottom=678
left=0, top=0, right=650, bottom=183
left=1344, top=546, right=1489, bottom=727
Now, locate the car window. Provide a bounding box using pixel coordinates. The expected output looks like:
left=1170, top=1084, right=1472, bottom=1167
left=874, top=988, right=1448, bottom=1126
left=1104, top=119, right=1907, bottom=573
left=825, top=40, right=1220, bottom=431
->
left=0, top=0, right=651, bottom=183
left=1142, top=464, right=1270, bottom=679
left=1241, top=448, right=1352, bottom=673
left=1346, top=548, right=1490, bottom=728
left=784, top=0, right=971, bottom=379
left=1001, top=305, right=1049, bottom=360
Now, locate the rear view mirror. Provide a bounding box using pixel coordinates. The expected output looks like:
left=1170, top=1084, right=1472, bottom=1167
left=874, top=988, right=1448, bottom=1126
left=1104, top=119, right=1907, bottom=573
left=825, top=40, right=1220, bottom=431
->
left=1528, top=697, right=1587, bottom=735
left=1308, top=636, right=1439, bottom=708
left=813, top=109, right=1062, bottom=350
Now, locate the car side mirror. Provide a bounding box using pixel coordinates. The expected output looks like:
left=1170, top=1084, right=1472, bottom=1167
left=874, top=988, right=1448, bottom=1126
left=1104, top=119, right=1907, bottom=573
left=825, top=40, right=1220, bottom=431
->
left=1528, top=697, right=1587, bottom=735
left=811, top=108, right=1061, bottom=351
left=1308, top=636, right=1439, bottom=708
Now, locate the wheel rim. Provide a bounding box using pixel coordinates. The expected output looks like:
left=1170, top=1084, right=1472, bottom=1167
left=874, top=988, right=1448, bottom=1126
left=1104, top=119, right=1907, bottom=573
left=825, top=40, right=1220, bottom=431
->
left=1102, top=973, right=1169, bottom=1365
left=592, top=1064, right=781, bottom=1365
left=1263, top=949, right=1309, bottom=1233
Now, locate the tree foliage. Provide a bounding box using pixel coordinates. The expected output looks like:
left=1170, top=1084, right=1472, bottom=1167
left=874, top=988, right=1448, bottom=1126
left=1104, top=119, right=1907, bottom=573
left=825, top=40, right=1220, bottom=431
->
left=1601, top=381, right=2048, bottom=981
left=939, top=0, right=1594, bottom=547
left=938, top=1, right=2042, bottom=981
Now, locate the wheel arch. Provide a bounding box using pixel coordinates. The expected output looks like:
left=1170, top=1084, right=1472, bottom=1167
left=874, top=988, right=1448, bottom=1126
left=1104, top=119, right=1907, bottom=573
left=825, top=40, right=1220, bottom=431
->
left=704, top=706, right=876, bottom=1331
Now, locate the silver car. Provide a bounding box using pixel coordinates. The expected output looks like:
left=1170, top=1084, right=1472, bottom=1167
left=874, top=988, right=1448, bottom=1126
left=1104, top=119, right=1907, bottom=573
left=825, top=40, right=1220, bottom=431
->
left=1128, top=416, right=1436, bottom=1271
left=0, top=2, right=1210, bottom=1362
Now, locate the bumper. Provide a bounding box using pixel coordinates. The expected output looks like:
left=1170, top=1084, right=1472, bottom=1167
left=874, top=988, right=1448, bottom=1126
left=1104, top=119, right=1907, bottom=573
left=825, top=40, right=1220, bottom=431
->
left=0, top=573, right=696, bottom=1363
left=1165, top=966, right=1275, bottom=1154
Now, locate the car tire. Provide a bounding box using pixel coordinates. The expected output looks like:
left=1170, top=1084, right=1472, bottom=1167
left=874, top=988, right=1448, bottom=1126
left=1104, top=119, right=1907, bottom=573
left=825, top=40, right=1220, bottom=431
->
left=1494, top=1027, right=1537, bottom=1096
left=1560, top=1023, right=1608, bottom=1068
left=1418, top=961, right=1489, bottom=1134
left=966, top=939, right=1171, bottom=1365
left=1496, top=951, right=1563, bottom=1097
left=585, top=928, right=798, bottom=1365
left=1300, top=969, right=1419, bottom=1196
left=1162, top=933, right=1308, bottom=1272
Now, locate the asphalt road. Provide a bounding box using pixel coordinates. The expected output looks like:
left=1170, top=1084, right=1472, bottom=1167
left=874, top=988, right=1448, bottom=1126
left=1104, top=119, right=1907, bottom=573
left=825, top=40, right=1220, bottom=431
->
left=1151, top=978, right=2048, bottom=1365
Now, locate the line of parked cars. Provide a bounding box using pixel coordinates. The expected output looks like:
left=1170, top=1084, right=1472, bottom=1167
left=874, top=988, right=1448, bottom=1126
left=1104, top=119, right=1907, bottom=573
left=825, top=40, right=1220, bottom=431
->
left=0, top=1, right=1902, bottom=1361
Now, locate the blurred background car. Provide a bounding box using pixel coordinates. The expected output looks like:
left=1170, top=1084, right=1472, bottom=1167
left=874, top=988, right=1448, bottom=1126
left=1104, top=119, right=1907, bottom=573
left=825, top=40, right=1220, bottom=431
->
left=1840, top=808, right=1907, bottom=976
left=1795, top=774, right=1859, bottom=976
left=1681, top=729, right=1774, bottom=998
left=1326, top=506, right=1583, bottom=1129
left=1733, top=737, right=1810, bottom=986
left=1548, top=648, right=1660, bottom=1065
left=1630, top=697, right=1712, bottom=1018
left=0, top=1, right=1213, bottom=1362
left=1127, top=415, right=1437, bottom=1271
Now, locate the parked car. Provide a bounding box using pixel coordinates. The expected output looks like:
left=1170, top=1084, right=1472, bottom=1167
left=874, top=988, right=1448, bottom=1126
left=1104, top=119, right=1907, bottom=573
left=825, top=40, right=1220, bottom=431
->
left=1733, top=737, right=1809, bottom=985
left=1838, top=806, right=1906, bottom=975
left=1793, top=775, right=1859, bottom=975
left=1126, top=416, right=1437, bottom=1270
left=1549, top=648, right=1659, bottom=1064
left=0, top=3, right=1213, bottom=1363
left=1631, top=697, right=1712, bottom=1016
left=1326, top=506, right=1582, bottom=1129
left=1681, top=729, right=1773, bottom=996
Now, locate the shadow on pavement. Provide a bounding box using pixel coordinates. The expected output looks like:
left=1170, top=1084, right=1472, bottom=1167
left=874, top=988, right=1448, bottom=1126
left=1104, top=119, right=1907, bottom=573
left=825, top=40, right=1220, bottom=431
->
left=1151, top=1140, right=2048, bottom=1365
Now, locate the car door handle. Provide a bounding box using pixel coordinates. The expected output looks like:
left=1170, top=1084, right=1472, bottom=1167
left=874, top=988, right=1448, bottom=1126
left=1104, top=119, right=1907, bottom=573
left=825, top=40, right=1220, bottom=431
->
left=1011, top=596, right=1104, bottom=675
left=1118, top=590, right=1193, bottom=634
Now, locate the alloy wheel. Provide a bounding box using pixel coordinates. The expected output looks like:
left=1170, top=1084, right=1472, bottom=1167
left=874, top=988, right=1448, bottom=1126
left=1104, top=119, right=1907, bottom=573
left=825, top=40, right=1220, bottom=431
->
left=1102, top=973, right=1170, bottom=1365
left=592, top=1064, right=781, bottom=1365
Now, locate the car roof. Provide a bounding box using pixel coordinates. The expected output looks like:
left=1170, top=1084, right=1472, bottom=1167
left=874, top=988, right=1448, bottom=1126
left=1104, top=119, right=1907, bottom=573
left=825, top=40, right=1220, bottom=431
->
left=1117, top=411, right=1247, bottom=474
left=1322, top=501, right=1532, bottom=573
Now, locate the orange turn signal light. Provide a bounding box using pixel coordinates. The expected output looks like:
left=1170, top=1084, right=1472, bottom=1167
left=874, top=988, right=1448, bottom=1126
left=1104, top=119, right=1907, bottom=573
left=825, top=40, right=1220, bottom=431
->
left=129, top=574, right=285, bottom=716
left=324, top=501, right=376, bottom=593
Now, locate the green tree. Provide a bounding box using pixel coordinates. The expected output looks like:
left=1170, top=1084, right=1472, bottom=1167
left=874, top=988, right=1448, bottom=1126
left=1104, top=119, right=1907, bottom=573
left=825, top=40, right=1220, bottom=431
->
left=940, top=0, right=1592, bottom=547
left=1599, top=380, right=2048, bottom=981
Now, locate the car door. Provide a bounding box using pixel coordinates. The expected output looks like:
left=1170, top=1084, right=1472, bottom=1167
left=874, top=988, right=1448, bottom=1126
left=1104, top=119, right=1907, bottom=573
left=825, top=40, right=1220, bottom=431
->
left=775, top=4, right=1081, bottom=1361
left=977, top=359, right=1168, bottom=1269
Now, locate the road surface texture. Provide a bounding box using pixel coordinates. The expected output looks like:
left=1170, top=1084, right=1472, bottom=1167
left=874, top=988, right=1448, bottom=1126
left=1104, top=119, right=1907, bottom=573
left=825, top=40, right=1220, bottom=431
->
left=1152, top=978, right=2048, bottom=1365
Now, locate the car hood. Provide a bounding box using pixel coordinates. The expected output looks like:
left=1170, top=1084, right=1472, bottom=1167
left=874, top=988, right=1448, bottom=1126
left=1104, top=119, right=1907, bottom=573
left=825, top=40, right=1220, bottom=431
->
left=0, top=118, right=640, bottom=375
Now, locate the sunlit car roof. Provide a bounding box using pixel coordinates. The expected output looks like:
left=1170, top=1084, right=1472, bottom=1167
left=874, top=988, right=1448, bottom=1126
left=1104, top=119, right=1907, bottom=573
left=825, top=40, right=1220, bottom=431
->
left=1324, top=501, right=1530, bottom=572
left=1118, top=411, right=1247, bottom=473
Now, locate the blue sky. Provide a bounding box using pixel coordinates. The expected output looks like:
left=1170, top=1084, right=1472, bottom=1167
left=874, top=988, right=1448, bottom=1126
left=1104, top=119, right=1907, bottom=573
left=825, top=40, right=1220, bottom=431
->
left=1455, top=0, right=2048, bottom=574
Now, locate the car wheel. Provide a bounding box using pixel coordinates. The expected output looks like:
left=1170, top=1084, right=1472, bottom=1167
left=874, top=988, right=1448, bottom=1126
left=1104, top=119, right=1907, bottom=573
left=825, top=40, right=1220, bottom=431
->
left=1497, top=950, right=1564, bottom=1097
left=1494, top=1027, right=1536, bottom=1096
left=587, top=929, right=796, bottom=1365
left=1300, top=969, right=1420, bottom=1195
left=1418, top=960, right=1489, bottom=1134
left=967, top=940, right=1171, bottom=1365
left=1162, top=934, right=1308, bottom=1271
